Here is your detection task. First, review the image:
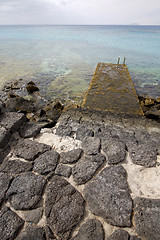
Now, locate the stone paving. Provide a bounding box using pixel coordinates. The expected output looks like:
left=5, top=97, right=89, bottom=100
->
left=0, top=109, right=160, bottom=240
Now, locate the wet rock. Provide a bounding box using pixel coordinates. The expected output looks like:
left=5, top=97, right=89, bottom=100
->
left=55, top=164, right=72, bottom=178
left=14, top=139, right=51, bottom=161
left=45, top=108, right=62, bottom=123
left=144, top=97, right=155, bottom=106
left=0, top=112, right=27, bottom=133
left=53, top=101, right=64, bottom=111
left=72, top=153, right=105, bottom=185
left=56, top=124, right=72, bottom=136
left=71, top=219, right=104, bottom=240
left=22, top=207, right=43, bottom=224
left=19, top=122, right=41, bottom=138
left=102, top=138, right=126, bottom=164
left=145, top=108, right=160, bottom=120
left=33, top=150, right=59, bottom=175
left=6, top=172, right=46, bottom=210
left=128, top=142, right=157, bottom=167
left=5, top=96, right=37, bottom=113
left=107, top=229, right=129, bottom=240
left=134, top=197, right=160, bottom=240
left=0, top=90, right=8, bottom=102
left=76, top=126, right=94, bottom=140
left=0, top=172, right=12, bottom=204
left=0, top=206, right=24, bottom=240
left=60, top=149, right=82, bottom=164
left=45, top=175, right=85, bottom=240
left=156, top=97, right=160, bottom=103
left=16, top=225, right=46, bottom=240
left=0, top=159, right=32, bottom=175
left=26, top=81, right=39, bottom=93
left=82, top=137, right=101, bottom=155
left=84, top=165, right=133, bottom=227
left=0, top=127, right=11, bottom=149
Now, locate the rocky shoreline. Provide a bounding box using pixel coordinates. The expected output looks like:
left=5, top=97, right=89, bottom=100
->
left=0, top=78, right=160, bottom=124
left=0, top=79, right=160, bottom=239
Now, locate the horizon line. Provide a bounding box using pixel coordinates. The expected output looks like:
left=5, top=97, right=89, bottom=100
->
left=0, top=24, right=160, bottom=26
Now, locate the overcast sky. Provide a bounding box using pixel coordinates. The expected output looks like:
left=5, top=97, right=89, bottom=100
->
left=0, top=0, right=160, bottom=25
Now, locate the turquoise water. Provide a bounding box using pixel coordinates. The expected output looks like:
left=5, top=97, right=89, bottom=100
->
left=0, top=25, right=160, bottom=102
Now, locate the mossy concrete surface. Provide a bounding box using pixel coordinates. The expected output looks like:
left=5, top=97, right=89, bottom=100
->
left=83, top=63, right=143, bottom=116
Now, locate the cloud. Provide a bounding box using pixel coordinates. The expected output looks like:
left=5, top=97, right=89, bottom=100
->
left=0, top=0, right=160, bottom=24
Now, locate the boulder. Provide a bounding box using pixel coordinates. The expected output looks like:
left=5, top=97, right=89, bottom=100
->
left=81, top=137, right=101, bottom=155
left=14, top=139, right=51, bottom=161
left=33, top=150, right=59, bottom=175
left=84, top=165, right=133, bottom=227
left=0, top=127, right=11, bottom=149
left=26, top=81, right=39, bottom=94
left=55, top=164, right=72, bottom=178
left=130, top=236, right=142, bottom=240
left=6, top=172, right=46, bottom=210
left=16, top=225, right=46, bottom=240
left=60, top=149, right=82, bottom=164
left=102, top=138, right=126, bottom=164
left=5, top=97, right=36, bottom=113
left=76, top=126, right=94, bottom=140
left=71, top=219, right=104, bottom=240
left=72, top=153, right=105, bottom=185
left=19, top=122, right=41, bottom=138
left=0, top=172, right=12, bottom=204
left=56, top=124, right=72, bottom=137
left=134, top=197, right=160, bottom=240
left=0, top=159, right=32, bottom=175
left=128, top=142, right=157, bottom=167
left=145, top=108, right=160, bottom=120
left=0, top=112, right=27, bottom=133
left=0, top=207, right=24, bottom=239
left=45, top=175, right=85, bottom=240
left=22, top=207, right=43, bottom=224
left=107, top=229, right=129, bottom=240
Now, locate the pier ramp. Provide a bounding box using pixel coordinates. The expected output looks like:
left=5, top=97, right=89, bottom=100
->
left=83, top=63, right=143, bottom=116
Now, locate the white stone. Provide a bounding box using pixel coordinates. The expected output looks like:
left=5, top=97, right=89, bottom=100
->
left=35, top=133, right=81, bottom=153
left=122, top=154, right=160, bottom=199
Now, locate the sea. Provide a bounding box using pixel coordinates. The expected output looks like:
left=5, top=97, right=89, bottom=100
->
left=0, top=25, right=160, bottom=104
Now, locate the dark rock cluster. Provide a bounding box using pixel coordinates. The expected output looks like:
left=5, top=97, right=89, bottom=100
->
left=0, top=79, right=64, bottom=127
left=0, top=107, right=159, bottom=239
left=139, top=95, right=160, bottom=122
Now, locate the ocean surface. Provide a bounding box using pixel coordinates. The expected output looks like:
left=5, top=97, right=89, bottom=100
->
left=0, top=25, right=160, bottom=103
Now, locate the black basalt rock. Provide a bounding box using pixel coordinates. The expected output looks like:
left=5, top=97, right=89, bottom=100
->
left=6, top=172, right=46, bottom=210
left=72, top=153, right=105, bottom=185
left=71, top=219, right=105, bottom=240
left=107, top=229, right=130, bottom=240
left=0, top=206, right=24, bottom=240
left=84, top=165, right=133, bottom=227
left=45, top=175, right=85, bottom=240
left=14, top=139, right=51, bottom=161
left=134, top=197, right=160, bottom=240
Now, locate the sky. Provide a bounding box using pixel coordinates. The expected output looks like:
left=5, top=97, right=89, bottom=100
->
left=0, top=0, right=160, bottom=25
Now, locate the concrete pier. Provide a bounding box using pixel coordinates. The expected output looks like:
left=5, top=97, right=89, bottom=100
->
left=83, top=63, right=143, bottom=116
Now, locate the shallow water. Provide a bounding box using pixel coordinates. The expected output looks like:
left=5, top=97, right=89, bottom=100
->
left=0, top=25, right=160, bottom=103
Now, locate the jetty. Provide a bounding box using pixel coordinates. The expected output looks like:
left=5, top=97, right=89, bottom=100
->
left=0, top=65, right=160, bottom=240
left=83, top=63, right=143, bottom=116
